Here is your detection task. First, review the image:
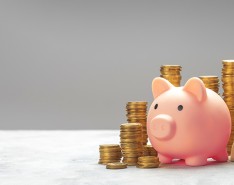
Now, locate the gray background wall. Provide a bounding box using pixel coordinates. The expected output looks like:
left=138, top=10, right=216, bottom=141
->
left=0, top=0, right=233, bottom=129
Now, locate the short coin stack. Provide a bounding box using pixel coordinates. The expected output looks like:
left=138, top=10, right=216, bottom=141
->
left=160, top=65, right=182, bottom=87
left=137, top=156, right=160, bottom=168
left=126, top=102, right=148, bottom=145
left=106, top=162, right=127, bottom=169
left=222, top=60, right=234, bottom=154
left=120, top=123, right=143, bottom=166
left=98, top=144, right=122, bottom=164
left=199, top=76, right=219, bottom=94
left=142, top=145, right=158, bottom=156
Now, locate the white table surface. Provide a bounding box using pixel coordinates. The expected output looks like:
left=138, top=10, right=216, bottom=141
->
left=0, top=130, right=234, bottom=185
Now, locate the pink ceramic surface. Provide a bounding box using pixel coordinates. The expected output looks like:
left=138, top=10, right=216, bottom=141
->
left=147, top=77, right=231, bottom=166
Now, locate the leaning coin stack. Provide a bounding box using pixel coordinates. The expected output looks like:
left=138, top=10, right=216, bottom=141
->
left=120, top=123, right=143, bottom=166
left=137, top=156, right=160, bottom=168
left=199, top=76, right=219, bottom=94
left=222, top=60, right=234, bottom=154
left=126, top=102, right=148, bottom=145
left=142, top=145, right=158, bottom=156
left=160, top=65, right=182, bottom=87
left=98, top=144, right=122, bottom=164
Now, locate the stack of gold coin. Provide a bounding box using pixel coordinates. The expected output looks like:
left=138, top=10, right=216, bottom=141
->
left=106, top=162, right=127, bottom=169
left=231, top=142, right=234, bottom=162
left=120, top=123, right=143, bottom=166
left=222, top=60, right=234, bottom=154
left=98, top=144, right=122, bottom=164
left=137, top=156, right=160, bottom=168
left=142, top=145, right=158, bottom=156
left=199, top=76, right=219, bottom=94
left=160, top=65, right=182, bottom=87
left=126, top=102, right=148, bottom=145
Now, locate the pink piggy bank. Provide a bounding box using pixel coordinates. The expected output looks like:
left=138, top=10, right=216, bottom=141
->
left=147, top=77, right=231, bottom=166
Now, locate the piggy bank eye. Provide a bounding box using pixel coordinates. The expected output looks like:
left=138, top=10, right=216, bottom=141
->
left=178, top=105, right=183, bottom=111
left=154, top=103, right=158, bottom=109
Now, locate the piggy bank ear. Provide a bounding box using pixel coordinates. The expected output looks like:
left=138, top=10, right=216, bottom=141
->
left=183, top=77, right=207, bottom=102
left=152, top=77, right=173, bottom=99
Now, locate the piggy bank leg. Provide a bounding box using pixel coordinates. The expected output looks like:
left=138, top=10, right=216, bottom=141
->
left=158, top=153, right=172, bottom=164
left=185, top=156, right=207, bottom=166
left=212, top=149, right=228, bottom=162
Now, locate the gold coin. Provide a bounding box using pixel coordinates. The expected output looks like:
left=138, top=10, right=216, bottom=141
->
left=99, top=153, right=122, bottom=157
left=126, top=114, right=147, bottom=117
left=98, top=160, right=121, bottom=165
left=126, top=103, right=147, bottom=106
left=199, top=75, right=219, bottom=79
left=222, top=60, right=234, bottom=65
left=136, top=163, right=159, bottom=168
left=123, top=158, right=138, bottom=162
left=126, top=108, right=147, bottom=110
left=160, top=69, right=181, bottom=72
left=127, top=118, right=146, bottom=121
left=123, top=157, right=139, bottom=160
left=121, top=148, right=143, bottom=152
left=99, top=144, right=120, bottom=148
left=120, top=129, right=142, bottom=133
left=120, top=129, right=142, bottom=132
left=121, top=123, right=142, bottom=127
left=126, top=112, right=147, bottom=114
left=138, top=156, right=159, bottom=162
left=120, top=127, right=142, bottom=131
left=122, top=162, right=137, bottom=166
left=122, top=159, right=138, bottom=163
left=121, top=148, right=142, bottom=152
left=120, top=133, right=142, bottom=136
left=126, top=109, right=147, bottom=112
left=106, top=162, right=127, bottom=169
left=122, top=154, right=141, bottom=158
left=100, top=157, right=122, bottom=161
left=160, top=74, right=181, bottom=78
left=98, top=159, right=121, bottom=162
left=122, top=150, right=142, bottom=154
left=120, top=135, right=142, bottom=139
left=161, top=65, right=181, bottom=69
left=99, top=149, right=121, bottom=153
left=127, top=101, right=147, bottom=105
left=120, top=139, right=143, bottom=142
left=137, top=161, right=160, bottom=165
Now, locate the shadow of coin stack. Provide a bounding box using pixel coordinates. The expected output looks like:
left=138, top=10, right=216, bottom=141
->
left=126, top=102, right=148, bottom=145
left=160, top=65, right=182, bottom=87
left=98, top=144, right=122, bottom=164
left=120, top=123, right=143, bottom=166
left=222, top=60, right=234, bottom=154
left=199, top=76, right=219, bottom=94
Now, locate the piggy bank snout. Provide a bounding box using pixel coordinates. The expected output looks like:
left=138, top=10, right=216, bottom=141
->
left=150, top=114, right=176, bottom=140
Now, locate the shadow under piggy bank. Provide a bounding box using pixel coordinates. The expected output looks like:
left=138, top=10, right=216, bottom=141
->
left=159, top=158, right=229, bottom=169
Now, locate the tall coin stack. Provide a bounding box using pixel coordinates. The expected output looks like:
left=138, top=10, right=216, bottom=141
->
left=126, top=102, right=148, bottom=145
left=98, top=144, right=122, bottom=164
left=160, top=65, right=182, bottom=87
left=120, top=123, right=143, bottom=166
left=222, top=60, right=234, bottom=154
left=199, top=76, right=219, bottom=94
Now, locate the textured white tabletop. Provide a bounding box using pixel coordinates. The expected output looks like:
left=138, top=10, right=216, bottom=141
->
left=0, top=130, right=234, bottom=185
